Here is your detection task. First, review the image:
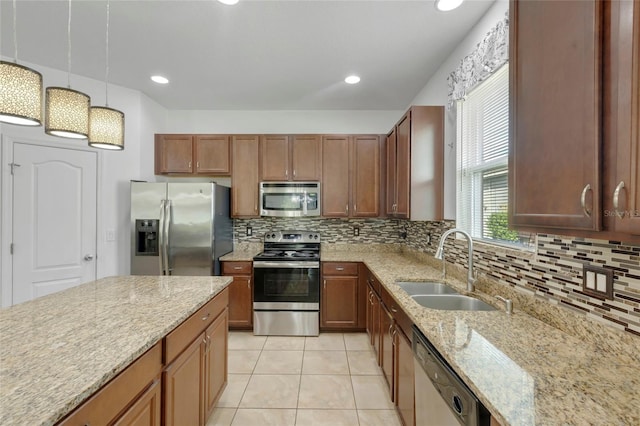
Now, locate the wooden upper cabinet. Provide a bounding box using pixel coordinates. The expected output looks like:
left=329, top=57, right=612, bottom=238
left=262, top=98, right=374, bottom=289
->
left=260, top=135, right=290, bottom=181
left=385, top=106, right=444, bottom=221
left=260, top=135, right=321, bottom=181
left=604, top=0, right=640, bottom=237
left=509, top=0, right=602, bottom=232
left=155, top=134, right=231, bottom=176
left=155, top=134, right=194, bottom=174
left=321, top=135, right=381, bottom=218
left=194, top=135, right=231, bottom=175
left=231, top=136, right=260, bottom=218
left=322, top=135, right=351, bottom=217
left=352, top=135, right=380, bottom=217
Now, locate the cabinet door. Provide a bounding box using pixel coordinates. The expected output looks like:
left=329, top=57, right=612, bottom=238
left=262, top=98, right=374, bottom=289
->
left=228, top=275, right=253, bottom=328
left=366, top=283, right=381, bottom=364
left=113, top=378, right=161, bottom=426
left=260, top=135, right=290, bottom=181
left=509, top=0, right=602, bottom=231
left=155, top=134, right=194, bottom=174
left=322, top=136, right=350, bottom=217
left=395, top=116, right=410, bottom=219
left=163, top=333, right=205, bottom=426
left=292, top=135, right=321, bottom=181
left=605, top=0, right=640, bottom=236
left=380, top=304, right=394, bottom=398
left=231, top=136, right=260, bottom=217
left=204, top=309, right=229, bottom=421
left=351, top=135, right=380, bottom=217
left=321, top=276, right=358, bottom=329
left=395, top=329, right=415, bottom=426
left=385, top=129, right=398, bottom=216
left=195, top=135, right=231, bottom=175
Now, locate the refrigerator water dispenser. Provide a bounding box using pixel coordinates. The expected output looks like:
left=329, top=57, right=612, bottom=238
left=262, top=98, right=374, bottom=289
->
left=135, top=219, right=158, bottom=256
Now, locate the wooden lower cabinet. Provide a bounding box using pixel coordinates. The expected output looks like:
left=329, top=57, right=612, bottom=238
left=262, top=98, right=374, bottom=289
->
left=395, top=328, right=415, bottom=426
left=163, top=334, right=205, bottom=426
left=113, top=378, right=161, bottom=426
left=321, top=262, right=365, bottom=331
left=222, top=261, right=253, bottom=329
left=380, top=303, right=394, bottom=397
left=204, top=309, right=229, bottom=420
left=366, top=279, right=381, bottom=361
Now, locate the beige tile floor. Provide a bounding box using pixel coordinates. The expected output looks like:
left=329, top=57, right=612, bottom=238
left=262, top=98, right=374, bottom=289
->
left=207, top=332, right=403, bottom=426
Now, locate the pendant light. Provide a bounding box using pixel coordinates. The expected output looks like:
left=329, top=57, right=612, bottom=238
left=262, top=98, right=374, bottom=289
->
left=45, top=0, right=90, bottom=139
left=0, top=0, right=43, bottom=126
left=89, top=0, right=124, bottom=150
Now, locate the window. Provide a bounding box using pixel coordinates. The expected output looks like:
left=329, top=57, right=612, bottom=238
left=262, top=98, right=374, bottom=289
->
left=456, top=64, right=530, bottom=247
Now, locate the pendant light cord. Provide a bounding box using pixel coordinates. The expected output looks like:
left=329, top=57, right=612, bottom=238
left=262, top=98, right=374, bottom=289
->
left=12, top=0, right=18, bottom=63
left=105, top=0, right=110, bottom=107
left=67, top=0, right=72, bottom=88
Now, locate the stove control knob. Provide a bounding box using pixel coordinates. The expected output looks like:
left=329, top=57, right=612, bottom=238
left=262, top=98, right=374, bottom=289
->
left=271, top=233, right=276, bottom=239
left=308, top=234, right=313, bottom=239
left=314, top=235, right=318, bottom=239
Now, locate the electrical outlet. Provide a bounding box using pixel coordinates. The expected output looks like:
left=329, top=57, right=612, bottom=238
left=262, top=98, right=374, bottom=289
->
left=106, top=229, right=115, bottom=242
left=353, top=226, right=360, bottom=236
left=582, top=264, right=613, bottom=300
left=246, top=226, right=252, bottom=236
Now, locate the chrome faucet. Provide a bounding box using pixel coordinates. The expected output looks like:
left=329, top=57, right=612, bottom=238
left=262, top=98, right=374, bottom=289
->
left=434, top=228, right=476, bottom=292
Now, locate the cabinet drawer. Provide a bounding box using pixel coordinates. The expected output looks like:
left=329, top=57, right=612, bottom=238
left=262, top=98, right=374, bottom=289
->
left=380, top=285, right=412, bottom=338
left=164, top=288, right=229, bottom=364
left=222, top=261, right=252, bottom=275
left=322, top=262, right=359, bottom=276
left=58, top=342, right=162, bottom=425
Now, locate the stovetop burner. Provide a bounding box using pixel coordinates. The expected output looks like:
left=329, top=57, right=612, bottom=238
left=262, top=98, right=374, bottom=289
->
left=253, top=230, right=321, bottom=262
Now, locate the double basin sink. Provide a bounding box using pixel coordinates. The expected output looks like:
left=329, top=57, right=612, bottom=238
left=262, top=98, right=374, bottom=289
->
left=396, top=281, right=495, bottom=311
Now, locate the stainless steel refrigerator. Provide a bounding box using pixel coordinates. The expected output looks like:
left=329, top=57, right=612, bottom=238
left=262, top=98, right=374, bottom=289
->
left=130, top=182, right=232, bottom=276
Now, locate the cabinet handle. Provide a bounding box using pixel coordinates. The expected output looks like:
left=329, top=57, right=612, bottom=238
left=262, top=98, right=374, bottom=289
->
left=613, top=181, right=626, bottom=218
left=324, top=279, right=327, bottom=289
left=285, top=169, right=288, bottom=178
left=388, top=324, right=394, bottom=338
left=580, top=184, right=592, bottom=217
left=390, top=306, right=398, bottom=313
left=202, top=313, right=210, bottom=321
left=354, top=204, right=357, bottom=213
left=188, top=161, right=192, bottom=169
left=234, top=266, right=242, bottom=270
left=196, top=161, right=200, bottom=169
left=336, top=267, right=344, bottom=271
left=293, top=169, right=297, bottom=177
left=345, top=204, right=349, bottom=214
left=247, top=278, right=251, bottom=289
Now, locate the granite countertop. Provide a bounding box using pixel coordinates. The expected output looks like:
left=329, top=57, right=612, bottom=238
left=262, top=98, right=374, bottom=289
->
left=0, top=275, right=232, bottom=426
left=322, top=248, right=640, bottom=425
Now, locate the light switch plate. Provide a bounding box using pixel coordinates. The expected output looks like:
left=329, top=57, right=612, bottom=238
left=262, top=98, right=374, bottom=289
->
left=582, top=264, right=613, bottom=300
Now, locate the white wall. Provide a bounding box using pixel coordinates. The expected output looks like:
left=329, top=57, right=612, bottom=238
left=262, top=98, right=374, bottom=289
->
left=410, top=0, right=509, bottom=220
left=0, top=60, right=167, bottom=305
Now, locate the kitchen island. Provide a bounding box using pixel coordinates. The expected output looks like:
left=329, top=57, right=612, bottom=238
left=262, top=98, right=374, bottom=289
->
left=0, top=275, right=232, bottom=425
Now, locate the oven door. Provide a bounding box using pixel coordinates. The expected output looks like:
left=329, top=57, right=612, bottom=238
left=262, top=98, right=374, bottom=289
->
left=253, top=261, right=320, bottom=308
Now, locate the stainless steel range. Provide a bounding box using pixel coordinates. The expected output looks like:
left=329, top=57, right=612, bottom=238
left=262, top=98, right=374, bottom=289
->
left=253, top=230, right=321, bottom=336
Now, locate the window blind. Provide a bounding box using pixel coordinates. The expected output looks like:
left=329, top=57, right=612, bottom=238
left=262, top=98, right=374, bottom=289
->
left=457, top=64, right=511, bottom=242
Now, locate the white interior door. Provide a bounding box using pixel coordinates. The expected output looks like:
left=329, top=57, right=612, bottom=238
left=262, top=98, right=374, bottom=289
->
left=12, top=142, right=97, bottom=304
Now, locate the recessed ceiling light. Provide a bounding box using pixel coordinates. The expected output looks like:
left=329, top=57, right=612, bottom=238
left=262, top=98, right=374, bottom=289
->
left=435, top=0, right=464, bottom=12
left=345, top=75, right=361, bottom=84
left=151, top=75, right=169, bottom=84
left=218, top=0, right=239, bottom=5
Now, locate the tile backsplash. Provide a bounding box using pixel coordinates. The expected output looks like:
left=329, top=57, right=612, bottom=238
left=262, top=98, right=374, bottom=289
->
left=232, top=217, right=640, bottom=338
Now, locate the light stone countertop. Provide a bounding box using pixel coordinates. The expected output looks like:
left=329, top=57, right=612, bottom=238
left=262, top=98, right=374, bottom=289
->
left=321, top=248, right=640, bottom=425
left=0, top=275, right=232, bottom=426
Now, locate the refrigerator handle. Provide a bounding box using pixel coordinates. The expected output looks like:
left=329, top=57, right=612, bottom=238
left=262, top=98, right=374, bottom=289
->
left=158, top=200, right=166, bottom=275
left=163, top=200, right=172, bottom=275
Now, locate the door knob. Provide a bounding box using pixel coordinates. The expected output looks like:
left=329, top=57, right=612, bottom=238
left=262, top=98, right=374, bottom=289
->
left=84, top=254, right=94, bottom=261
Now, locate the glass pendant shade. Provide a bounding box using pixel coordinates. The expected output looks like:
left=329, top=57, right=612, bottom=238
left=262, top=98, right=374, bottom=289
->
left=0, top=61, right=43, bottom=126
left=45, top=86, right=90, bottom=139
left=89, top=106, right=124, bottom=150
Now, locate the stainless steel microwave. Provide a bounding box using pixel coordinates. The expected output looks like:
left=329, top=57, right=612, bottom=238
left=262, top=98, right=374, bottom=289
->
left=259, top=182, right=321, bottom=217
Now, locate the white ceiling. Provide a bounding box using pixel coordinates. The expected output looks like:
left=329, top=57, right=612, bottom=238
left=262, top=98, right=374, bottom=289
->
left=0, top=0, right=495, bottom=110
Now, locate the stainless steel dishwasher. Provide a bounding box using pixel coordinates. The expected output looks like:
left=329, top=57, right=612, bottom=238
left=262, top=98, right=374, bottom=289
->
left=412, top=326, right=490, bottom=426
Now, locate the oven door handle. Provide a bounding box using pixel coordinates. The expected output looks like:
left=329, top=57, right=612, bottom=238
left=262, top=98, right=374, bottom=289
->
left=253, top=261, right=319, bottom=269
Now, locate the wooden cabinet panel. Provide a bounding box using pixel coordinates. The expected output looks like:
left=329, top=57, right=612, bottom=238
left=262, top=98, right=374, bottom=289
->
left=204, top=308, right=228, bottom=420
left=604, top=0, right=640, bottom=237
left=113, top=378, right=161, bottom=426
left=231, top=135, right=260, bottom=217
left=380, top=303, right=394, bottom=397
left=321, top=276, right=359, bottom=329
left=395, top=328, right=415, bottom=426
left=222, top=261, right=253, bottom=329
left=292, top=135, right=321, bottom=181
left=260, top=135, right=290, bottom=181
left=385, top=129, right=398, bottom=216
left=366, top=281, right=381, bottom=364
left=322, top=135, right=351, bottom=217
left=155, top=134, right=193, bottom=174
left=395, top=115, right=410, bottom=218
left=509, top=0, right=602, bottom=231
left=163, top=333, right=204, bottom=426
left=195, top=135, right=231, bottom=175
left=352, top=135, right=380, bottom=217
